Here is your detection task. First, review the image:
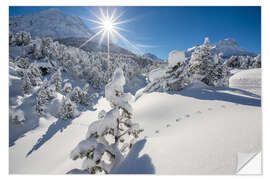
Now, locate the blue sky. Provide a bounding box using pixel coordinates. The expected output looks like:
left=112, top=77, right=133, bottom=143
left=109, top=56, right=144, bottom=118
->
left=10, top=6, right=261, bottom=59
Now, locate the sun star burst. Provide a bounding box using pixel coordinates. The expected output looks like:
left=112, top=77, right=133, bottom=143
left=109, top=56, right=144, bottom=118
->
left=79, top=8, right=143, bottom=66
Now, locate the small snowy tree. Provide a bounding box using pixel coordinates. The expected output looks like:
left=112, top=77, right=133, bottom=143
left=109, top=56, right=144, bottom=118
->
left=14, top=31, right=31, bottom=46
left=28, top=62, right=42, bottom=86
left=15, top=57, right=30, bottom=69
left=63, top=82, right=72, bottom=94
left=252, top=54, right=261, bottom=68
left=224, top=56, right=240, bottom=68
left=50, top=69, right=62, bottom=91
left=36, top=79, right=56, bottom=115
left=68, top=86, right=97, bottom=106
left=58, top=97, right=79, bottom=120
left=22, top=72, right=33, bottom=94
left=69, top=86, right=83, bottom=104
left=70, top=68, right=143, bottom=174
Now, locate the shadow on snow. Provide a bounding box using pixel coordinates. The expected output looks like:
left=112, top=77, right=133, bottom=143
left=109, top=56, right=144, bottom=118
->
left=111, top=139, right=155, bottom=174
left=26, top=105, right=97, bottom=157
left=170, top=86, right=261, bottom=107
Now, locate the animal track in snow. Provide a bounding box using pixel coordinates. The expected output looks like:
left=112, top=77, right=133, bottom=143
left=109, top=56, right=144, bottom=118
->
left=176, top=118, right=181, bottom=122
left=166, top=124, right=171, bottom=128
left=221, top=105, right=226, bottom=108
left=155, top=130, right=159, bottom=134
left=208, top=108, right=213, bottom=111
left=185, top=114, right=190, bottom=118
left=196, top=111, right=202, bottom=114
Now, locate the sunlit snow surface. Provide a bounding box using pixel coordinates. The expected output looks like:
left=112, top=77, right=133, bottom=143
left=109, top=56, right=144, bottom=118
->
left=9, top=69, right=261, bottom=174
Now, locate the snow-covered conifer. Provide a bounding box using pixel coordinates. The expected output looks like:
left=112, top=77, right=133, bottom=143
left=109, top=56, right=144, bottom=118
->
left=28, top=62, right=42, bottom=86
left=63, top=82, right=72, bottom=94
left=14, top=31, right=31, bottom=46
left=58, top=97, right=79, bottom=120
left=252, top=54, right=261, bottom=68
left=36, top=79, right=56, bottom=115
left=189, top=37, right=215, bottom=85
left=15, top=57, right=30, bottom=69
left=22, top=72, right=33, bottom=94
left=50, top=69, right=62, bottom=91
left=70, top=68, right=143, bottom=174
left=224, top=56, right=240, bottom=68
left=69, top=86, right=82, bottom=104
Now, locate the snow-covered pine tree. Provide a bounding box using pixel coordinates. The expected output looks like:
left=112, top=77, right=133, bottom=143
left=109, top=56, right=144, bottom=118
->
left=189, top=37, right=216, bottom=86
left=143, top=51, right=190, bottom=92
left=63, top=82, right=72, bottom=94
left=58, top=96, right=79, bottom=120
left=224, top=56, right=240, bottom=68
left=69, top=86, right=83, bottom=104
left=15, top=57, right=30, bottom=69
left=50, top=69, right=62, bottom=92
left=28, top=62, right=42, bottom=86
left=252, top=54, right=261, bottom=68
left=22, top=71, right=33, bottom=94
left=14, top=31, right=31, bottom=46
left=36, top=79, right=56, bottom=115
left=209, top=54, right=230, bottom=87
left=70, top=68, right=143, bottom=174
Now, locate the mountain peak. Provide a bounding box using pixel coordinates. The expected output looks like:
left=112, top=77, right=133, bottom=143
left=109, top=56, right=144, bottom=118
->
left=217, top=38, right=238, bottom=46
left=9, top=8, right=92, bottom=39
left=143, top=53, right=162, bottom=61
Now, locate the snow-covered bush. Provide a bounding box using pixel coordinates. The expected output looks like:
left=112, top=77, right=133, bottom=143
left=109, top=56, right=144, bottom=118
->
left=58, top=97, right=79, bottom=120
left=70, top=68, right=143, bottom=174
left=49, top=69, right=62, bottom=92
left=63, top=82, right=72, bottom=94
left=9, top=108, right=25, bottom=124
left=36, top=79, right=56, bottom=115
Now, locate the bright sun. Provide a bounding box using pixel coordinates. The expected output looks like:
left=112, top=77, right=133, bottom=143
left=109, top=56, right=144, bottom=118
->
left=79, top=8, right=141, bottom=55
left=103, top=19, right=113, bottom=32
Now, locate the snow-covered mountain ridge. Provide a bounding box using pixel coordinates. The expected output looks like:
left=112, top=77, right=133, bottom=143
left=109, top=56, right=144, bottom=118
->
left=185, top=38, right=257, bottom=58
left=9, top=8, right=92, bottom=39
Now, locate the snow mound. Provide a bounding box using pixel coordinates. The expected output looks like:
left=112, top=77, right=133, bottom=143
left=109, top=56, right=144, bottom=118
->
left=168, top=50, right=185, bottom=67
left=229, top=68, right=261, bottom=96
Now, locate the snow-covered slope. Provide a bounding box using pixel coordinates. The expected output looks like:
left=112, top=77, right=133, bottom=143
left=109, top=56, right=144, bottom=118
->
left=113, top=71, right=261, bottom=174
left=185, top=38, right=256, bottom=58
left=229, top=68, right=261, bottom=96
left=9, top=69, right=261, bottom=174
left=9, top=8, right=92, bottom=39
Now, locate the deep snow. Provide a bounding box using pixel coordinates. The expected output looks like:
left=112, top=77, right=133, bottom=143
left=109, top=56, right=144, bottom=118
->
left=9, top=68, right=261, bottom=174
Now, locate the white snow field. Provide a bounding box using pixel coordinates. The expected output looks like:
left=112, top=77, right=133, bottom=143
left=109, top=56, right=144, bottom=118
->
left=9, top=69, right=261, bottom=174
